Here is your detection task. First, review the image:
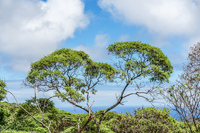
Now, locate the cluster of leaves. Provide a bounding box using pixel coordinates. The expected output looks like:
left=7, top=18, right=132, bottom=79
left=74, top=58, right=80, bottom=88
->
left=25, top=48, right=116, bottom=105
left=107, top=41, right=173, bottom=82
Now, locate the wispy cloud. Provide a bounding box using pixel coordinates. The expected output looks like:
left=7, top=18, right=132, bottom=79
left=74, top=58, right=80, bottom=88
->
left=118, top=35, right=130, bottom=42
left=98, top=0, right=200, bottom=36
left=0, top=0, right=89, bottom=72
left=98, top=0, right=200, bottom=56
left=74, top=34, right=111, bottom=61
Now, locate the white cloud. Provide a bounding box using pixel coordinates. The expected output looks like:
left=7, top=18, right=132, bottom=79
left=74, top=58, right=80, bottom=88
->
left=98, top=0, right=200, bottom=64
left=4, top=81, right=160, bottom=108
left=182, top=37, right=200, bottom=58
left=74, top=34, right=110, bottom=60
left=90, top=89, right=154, bottom=107
left=98, top=0, right=200, bottom=37
left=0, top=0, right=89, bottom=72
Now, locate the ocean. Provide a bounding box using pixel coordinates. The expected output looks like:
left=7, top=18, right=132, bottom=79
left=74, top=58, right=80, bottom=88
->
left=59, top=106, right=180, bottom=119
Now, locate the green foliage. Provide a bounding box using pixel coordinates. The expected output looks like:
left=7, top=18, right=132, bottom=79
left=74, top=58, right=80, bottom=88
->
left=95, top=110, right=118, bottom=121
left=84, top=62, right=116, bottom=81
left=1, top=101, right=191, bottom=133
left=109, top=107, right=185, bottom=133
left=0, top=80, right=6, bottom=101
left=23, top=42, right=174, bottom=132
left=7, top=108, right=75, bottom=132
left=26, top=49, right=89, bottom=103
left=0, top=108, right=11, bottom=128
left=100, top=124, right=115, bottom=133
left=25, top=98, right=55, bottom=113
left=107, top=41, right=173, bottom=82
left=80, top=116, right=97, bottom=133
left=15, top=98, right=57, bottom=121
left=9, top=114, right=46, bottom=132
left=61, top=126, right=77, bottom=133
left=15, top=102, right=37, bottom=118
left=33, top=127, right=48, bottom=133
left=2, top=42, right=176, bottom=132
left=59, top=111, right=117, bottom=133
left=25, top=48, right=116, bottom=104
left=50, top=110, right=79, bottom=132
left=0, top=99, right=55, bottom=132
left=3, top=102, right=79, bottom=132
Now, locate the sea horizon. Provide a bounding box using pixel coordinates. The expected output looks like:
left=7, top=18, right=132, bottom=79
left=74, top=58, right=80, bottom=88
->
left=58, top=106, right=180, bottom=119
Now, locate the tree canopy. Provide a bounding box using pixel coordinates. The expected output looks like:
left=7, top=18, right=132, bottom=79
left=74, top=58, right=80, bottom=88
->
left=25, top=48, right=116, bottom=112
left=107, top=41, right=173, bottom=83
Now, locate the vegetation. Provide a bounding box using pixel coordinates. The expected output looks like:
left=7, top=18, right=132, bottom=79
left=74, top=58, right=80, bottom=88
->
left=0, top=80, right=6, bottom=101
left=0, top=101, right=191, bottom=133
left=0, top=41, right=199, bottom=132
left=161, top=42, right=200, bottom=132
left=109, top=107, right=187, bottom=133
left=23, top=41, right=173, bottom=133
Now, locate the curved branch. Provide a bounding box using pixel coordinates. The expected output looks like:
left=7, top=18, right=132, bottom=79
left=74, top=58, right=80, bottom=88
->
left=5, top=88, right=52, bottom=133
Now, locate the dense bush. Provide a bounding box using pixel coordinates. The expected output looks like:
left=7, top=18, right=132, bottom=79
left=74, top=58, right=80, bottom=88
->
left=0, top=100, right=79, bottom=133
left=0, top=80, right=6, bottom=101
left=1, top=102, right=190, bottom=133
left=50, top=110, right=79, bottom=133
left=0, top=108, right=11, bottom=129
left=109, top=107, right=186, bottom=133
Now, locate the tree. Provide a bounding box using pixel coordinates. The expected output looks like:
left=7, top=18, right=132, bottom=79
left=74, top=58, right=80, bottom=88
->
left=92, top=41, right=173, bottom=132
left=25, top=98, right=55, bottom=113
left=15, top=97, right=57, bottom=121
left=25, top=48, right=116, bottom=132
left=161, top=42, right=200, bottom=132
left=25, top=41, right=173, bottom=133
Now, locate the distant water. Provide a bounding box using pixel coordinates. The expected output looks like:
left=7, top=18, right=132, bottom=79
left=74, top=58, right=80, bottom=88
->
left=59, top=106, right=180, bottom=119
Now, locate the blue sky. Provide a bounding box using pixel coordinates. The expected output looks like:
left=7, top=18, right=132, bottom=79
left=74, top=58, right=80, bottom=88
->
left=0, top=0, right=200, bottom=111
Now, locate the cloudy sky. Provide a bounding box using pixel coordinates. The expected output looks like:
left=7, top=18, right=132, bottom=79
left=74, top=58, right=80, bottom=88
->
left=1, top=0, right=200, bottom=112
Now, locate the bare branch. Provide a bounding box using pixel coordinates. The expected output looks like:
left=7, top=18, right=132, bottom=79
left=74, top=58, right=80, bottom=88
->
left=4, top=87, right=52, bottom=133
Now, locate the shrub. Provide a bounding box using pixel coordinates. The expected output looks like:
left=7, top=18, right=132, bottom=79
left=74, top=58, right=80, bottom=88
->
left=0, top=108, right=11, bottom=129
left=109, top=107, right=186, bottom=133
